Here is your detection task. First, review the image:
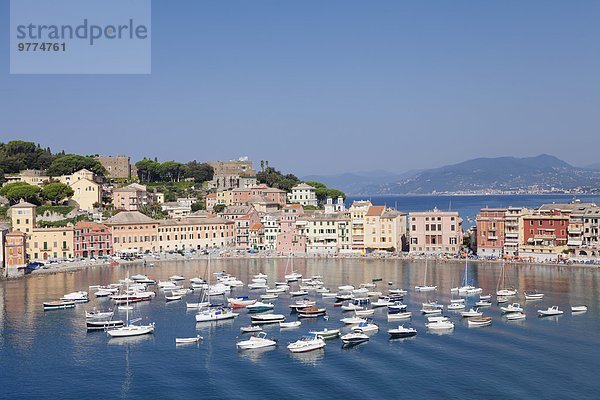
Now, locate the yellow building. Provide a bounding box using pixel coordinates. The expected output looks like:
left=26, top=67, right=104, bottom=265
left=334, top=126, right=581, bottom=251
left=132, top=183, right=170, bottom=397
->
left=10, top=200, right=36, bottom=233
left=348, top=200, right=372, bottom=251
left=157, top=215, right=235, bottom=252
left=105, top=211, right=159, bottom=254
left=216, top=190, right=234, bottom=207
left=58, top=169, right=96, bottom=185
left=363, top=206, right=407, bottom=251
left=71, top=178, right=102, bottom=212
left=28, top=227, right=74, bottom=261
left=10, top=200, right=75, bottom=261
left=3, top=169, right=50, bottom=186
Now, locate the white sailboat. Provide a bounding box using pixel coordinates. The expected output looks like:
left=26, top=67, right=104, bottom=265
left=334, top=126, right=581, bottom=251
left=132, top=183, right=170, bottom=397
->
left=451, top=252, right=482, bottom=294
left=107, top=279, right=155, bottom=338
left=284, top=253, right=302, bottom=282
left=496, top=262, right=517, bottom=297
left=415, top=257, right=437, bottom=292
left=195, top=256, right=238, bottom=322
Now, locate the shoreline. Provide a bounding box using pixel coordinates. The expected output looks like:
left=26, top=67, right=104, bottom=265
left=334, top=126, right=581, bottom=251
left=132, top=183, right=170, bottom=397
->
left=6, top=252, right=598, bottom=281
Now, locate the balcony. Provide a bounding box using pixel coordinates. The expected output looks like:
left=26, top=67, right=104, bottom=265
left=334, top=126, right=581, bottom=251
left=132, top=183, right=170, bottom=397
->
left=487, top=236, right=498, bottom=240
left=505, top=232, right=519, bottom=238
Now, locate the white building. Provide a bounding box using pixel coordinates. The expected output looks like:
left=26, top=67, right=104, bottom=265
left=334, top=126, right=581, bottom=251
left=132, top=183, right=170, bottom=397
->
left=288, top=183, right=318, bottom=207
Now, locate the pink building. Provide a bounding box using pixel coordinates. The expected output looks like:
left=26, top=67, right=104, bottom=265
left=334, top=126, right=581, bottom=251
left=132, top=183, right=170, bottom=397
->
left=74, top=221, right=113, bottom=258
left=219, top=205, right=260, bottom=248
left=232, top=184, right=287, bottom=207
left=205, top=193, right=217, bottom=212
left=276, top=204, right=306, bottom=254
left=409, top=209, right=462, bottom=254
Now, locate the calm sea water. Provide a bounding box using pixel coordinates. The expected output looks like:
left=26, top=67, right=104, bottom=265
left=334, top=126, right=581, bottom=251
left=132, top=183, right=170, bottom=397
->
left=346, top=194, right=600, bottom=227
left=0, top=258, right=598, bottom=399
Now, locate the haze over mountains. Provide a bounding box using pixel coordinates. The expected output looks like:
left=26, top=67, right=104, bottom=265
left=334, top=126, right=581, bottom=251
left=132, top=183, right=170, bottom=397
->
left=304, top=155, right=600, bottom=195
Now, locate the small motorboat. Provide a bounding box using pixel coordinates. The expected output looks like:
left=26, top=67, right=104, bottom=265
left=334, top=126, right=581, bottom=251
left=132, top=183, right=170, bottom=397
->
left=467, top=317, right=492, bottom=327
left=338, top=285, right=355, bottom=291
left=279, top=321, right=301, bottom=329
left=389, top=288, right=407, bottom=295
left=371, top=298, right=392, bottom=308
left=340, top=316, right=367, bottom=325
left=237, top=332, right=277, bottom=350
left=169, top=275, right=186, bottom=281
left=387, top=312, right=412, bottom=321
left=165, top=293, right=182, bottom=302
left=118, top=305, right=134, bottom=311
left=176, top=335, right=202, bottom=344
left=475, top=300, right=492, bottom=307
left=421, top=308, right=442, bottom=315
left=422, top=301, right=444, bottom=309
left=496, top=289, right=517, bottom=297
left=538, top=306, right=563, bottom=317
left=571, top=305, right=588, bottom=313
left=366, top=291, right=383, bottom=298
left=341, top=304, right=363, bottom=312
left=227, top=297, right=258, bottom=308
left=496, top=297, right=509, bottom=304
left=86, top=319, right=124, bottom=330
left=310, top=328, right=340, bottom=340
left=341, top=332, right=369, bottom=345
left=501, top=303, right=523, bottom=313
left=426, top=320, right=454, bottom=330
left=387, top=325, right=417, bottom=338
left=290, top=290, right=309, bottom=297
left=43, top=301, right=76, bottom=310
left=247, top=282, right=268, bottom=290
left=388, top=302, right=407, bottom=313
left=354, top=309, right=375, bottom=317
left=447, top=303, right=466, bottom=311
left=85, top=310, right=114, bottom=319
left=450, top=298, right=465, bottom=304
left=250, top=314, right=286, bottom=324
left=298, top=307, right=327, bottom=318
left=460, top=308, right=483, bottom=318
left=415, top=285, right=437, bottom=292
left=289, top=300, right=316, bottom=311
left=287, top=333, right=326, bottom=353
left=246, top=302, right=275, bottom=313
left=240, top=325, right=263, bottom=333
left=479, top=294, right=492, bottom=300
left=353, top=321, right=379, bottom=333
left=260, top=294, right=279, bottom=301
left=321, top=292, right=338, bottom=298
left=524, top=292, right=545, bottom=301
left=506, top=312, right=526, bottom=321
left=61, top=291, right=89, bottom=303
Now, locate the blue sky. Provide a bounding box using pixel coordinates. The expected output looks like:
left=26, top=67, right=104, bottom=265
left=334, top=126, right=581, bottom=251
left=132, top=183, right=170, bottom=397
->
left=1, top=0, right=599, bottom=175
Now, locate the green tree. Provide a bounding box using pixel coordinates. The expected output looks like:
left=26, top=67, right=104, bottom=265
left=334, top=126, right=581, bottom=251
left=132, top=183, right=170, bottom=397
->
left=185, top=161, right=214, bottom=184
left=0, top=182, right=41, bottom=204
left=159, top=161, right=187, bottom=182
left=304, top=181, right=345, bottom=203
left=0, top=140, right=54, bottom=173
left=256, top=166, right=300, bottom=192
left=47, top=154, right=106, bottom=177
left=191, top=202, right=205, bottom=212
left=41, top=182, right=74, bottom=205
left=212, top=204, right=226, bottom=213
left=135, top=158, right=161, bottom=182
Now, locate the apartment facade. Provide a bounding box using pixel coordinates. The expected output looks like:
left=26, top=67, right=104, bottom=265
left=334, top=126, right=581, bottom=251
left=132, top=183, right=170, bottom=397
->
left=74, top=221, right=112, bottom=258
left=409, top=209, right=462, bottom=254
left=71, top=178, right=102, bottom=212
left=363, top=206, right=407, bottom=252
left=288, top=183, right=318, bottom=207
left=157, top=216, right=235, bottom=251
left=520, top=209, right=568, bottom=261
left=348, top=200, right=372, bottom=252
left=300, top=212, right=351, bottom=254
left=105, top=211, right=159, bottom=254
left=276, top=204, right=306, bottom=254
left=112, top=183, right=153, bottom=211
left=476, top=208, right=507, bottom=258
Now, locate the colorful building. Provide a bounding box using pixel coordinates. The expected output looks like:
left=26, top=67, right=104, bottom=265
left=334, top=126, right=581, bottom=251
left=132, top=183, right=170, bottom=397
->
left=409, top=209, right=462, bottom=254
left=74, top=221, right=112, bottom=258
left=476, top=208, right=507, bottom=258
left=276, top=204, right=305, bottom=254
left=105, top=211, right=159, bottom=254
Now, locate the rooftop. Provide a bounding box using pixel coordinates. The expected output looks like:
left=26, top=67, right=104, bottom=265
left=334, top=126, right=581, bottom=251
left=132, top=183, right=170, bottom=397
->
left=105, top=211, right=156, bottom=225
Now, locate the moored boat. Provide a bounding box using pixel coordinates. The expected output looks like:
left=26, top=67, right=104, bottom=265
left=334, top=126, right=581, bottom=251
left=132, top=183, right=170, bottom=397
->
left=287, top=333, right=326, bottom=353
left=237, top=332, right=277, bottom=350
left=176, top=335, right=202, bottom=344
left=387, top=325, right=417, bottom=338
left=279, top=321, right=301, bottom=329
left=538, top=306, right=563, bottom=317
left=250, top=313, right=286, bottom=324
left=467, top=317, right=492, bottom=327
left=341, top=332, right=369, bottom=345
left=43, top=301, right=76, bottom=310
left=571, top=305, right=588, bottom=313
left=310, top=328, right=340, bottom=339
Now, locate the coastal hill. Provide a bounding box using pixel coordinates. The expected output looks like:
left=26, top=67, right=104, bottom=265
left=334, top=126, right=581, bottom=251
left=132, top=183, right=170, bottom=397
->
left=305, top=154, right=600, bottom=195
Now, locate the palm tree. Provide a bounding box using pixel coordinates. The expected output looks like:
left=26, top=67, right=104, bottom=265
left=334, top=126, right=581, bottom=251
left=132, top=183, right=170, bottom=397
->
left=260, top=160, right=265, bottom=171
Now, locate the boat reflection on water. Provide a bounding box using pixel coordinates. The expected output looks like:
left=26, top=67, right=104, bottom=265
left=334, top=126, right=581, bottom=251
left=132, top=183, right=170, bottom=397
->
left=238, top=346, right=277, bottom=362
left=195, top=317, right=235, bottom=334
left=107, top=335, right=155, bottom=346
left=426, top=328, right=454, bottom=337
left=388, top=335, right=417, bottom=344
left=288, top=348, right=325, bottom=365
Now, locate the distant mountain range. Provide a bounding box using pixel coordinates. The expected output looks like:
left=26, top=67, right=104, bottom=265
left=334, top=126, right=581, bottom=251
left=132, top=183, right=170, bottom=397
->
left=304, top=154, right=600, bottom=195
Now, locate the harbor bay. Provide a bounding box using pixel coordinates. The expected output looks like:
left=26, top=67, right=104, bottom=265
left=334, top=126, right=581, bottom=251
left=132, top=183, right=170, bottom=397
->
left=0, top=258, right=598, bottom=399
